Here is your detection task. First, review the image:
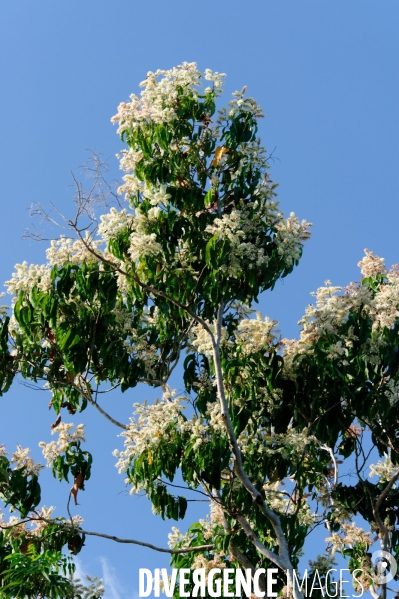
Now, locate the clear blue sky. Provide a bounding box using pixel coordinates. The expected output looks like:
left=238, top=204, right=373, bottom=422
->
left=0, top=2, right=398, bottom=596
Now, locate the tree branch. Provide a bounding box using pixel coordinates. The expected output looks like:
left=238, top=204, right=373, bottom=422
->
left=211, top=305, right=292, bottom=568
left=56, top=520, right=214, bottom=555
left=234, top=512, right=286, bottom=571
left=86, top=394, right=127, bottom=429
left=75, top=527, right=213, bottom=554
left=210, top=301, right=302, bottom=598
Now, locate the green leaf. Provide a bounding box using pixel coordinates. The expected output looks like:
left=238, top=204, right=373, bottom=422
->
left=58, top=329, right=80, bottom=351
left=204, top=189, right=214, bottom=207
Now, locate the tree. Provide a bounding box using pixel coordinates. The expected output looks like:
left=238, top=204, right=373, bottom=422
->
left=0, top=62, right=399, bottom=598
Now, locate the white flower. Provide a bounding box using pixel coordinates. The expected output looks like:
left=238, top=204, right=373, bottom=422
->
left=143, top=185, right=171, bottom=207
left=369, top=456, right=398, bottom=483
left=98, top=208, right=134, bottom=244
left=5, top=261, right=52, bottom=296
left=368, top=266, right=399, bottom=330
left=204, top=208, right=270, bottom=277
left=114, top=389, right=226, bottom=493
left=114, top=391, right=189, bottom=480
left=147, top=206, right=161, bottom=221
left=275, top=212, right=312, bottom=267
left=111, top=63, right=221, bottom=135
left=168, top=526, right=186, bottom=549
left=46, top=232, right=102, bottom=266
left=235, top=312, right=279, bottom=354
left=29, top=506, right=56, bottom=535
left=128, top=231, right=162, bottom=263
left=39, top=423, right=85, bottom=467
left=358, top=249, right=386, bottom=278
left=11, top=445, right=43, bottom=475
left=326, top=523, right=372, bottom=554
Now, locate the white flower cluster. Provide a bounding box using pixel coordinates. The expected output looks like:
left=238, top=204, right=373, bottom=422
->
left=142, top=185, right=171, bottom=207
left=236, top=142, right=269, bottom=178
left=5, top=262, right=52, bottom=296
left=167, top=526, right=189, bottom=549
left=237, top=425, right=312, bottom=465
left=45, top=233, right=102, bottom=266
left=205, top=208, right=270, bottom=278
left=114, top=390, right=227, bottom=491
left=192, top=552, right=226, bottom=576
left=10, top=444, right=43, bottom=475
left=116, top=149, right=145, bottom=198
left=368, top=265, right=399, bottom=330
left=39, top=422, right=85, bottom=467
left=204, top=68, right=226, bottom=92
left=122, top=325, right=160, bottom=378
left=210, top=500, right=226, bottom=528
left=228, top=86, right=264, bottom=120
left=113, top=390, right=189, bottom=479
left=99, top=205, right=164, bottom=270
left=98, top=207, right=134, bottom=244
left=0, top=513, right=28, bottom=536
left=128, top=231, right=162, bottom=263
left=274, top=212, right=312, bottom=267
left=189, top=321, right=220, bottom=357
left=192, top=506, right=228, bottom=565
left=369, top=456, right=398, bottom=483
left=28, top=505, right=56, bottom=535
left=282, top=252, right=399, bottom=376
left=235, top=312, right=279, bottom=354
left=116, top=156, right=175, bottom=202
left=262, top=481, right=315, bottom=527
left=282, top=281, right=354, bottom=366
left=325, top=523, right=372, bottom=554
left=168, top=522, right=223, bottom=561
left=111, top=62, right=224, bottom=135
left=358, top=249, right=387, bottom=278
left=192, top=368, right=214, bottom=392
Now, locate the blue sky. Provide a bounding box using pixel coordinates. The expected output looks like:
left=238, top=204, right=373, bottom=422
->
left=0, top=1, right=398, bottom=596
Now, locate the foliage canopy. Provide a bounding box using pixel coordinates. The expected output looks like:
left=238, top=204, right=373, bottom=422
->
left=1, top=63, right=399, bottom=598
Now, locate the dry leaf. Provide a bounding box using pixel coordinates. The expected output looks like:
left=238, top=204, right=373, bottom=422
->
left=211, top=146, right=228, bottom=167
left=51, top=414, right=61, bottom=429
left=71, top=472, right=84, bottom=505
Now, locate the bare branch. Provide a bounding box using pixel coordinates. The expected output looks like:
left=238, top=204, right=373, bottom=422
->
left=65, top=526, right=214, bottom=554
left=85, top=390, right=127, bottom=429
left=209, top=302, right=303, bottom=598
left=234, top=512, right=286, bottom=571
left=321, top=444, right=338, bottom=489
left=1, top=515, right=214, bottom=555
left=56, top=519, right=214, bottom=555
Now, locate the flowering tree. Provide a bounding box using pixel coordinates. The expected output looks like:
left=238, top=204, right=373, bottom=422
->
left=1, top=63, right=399, bottom=598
